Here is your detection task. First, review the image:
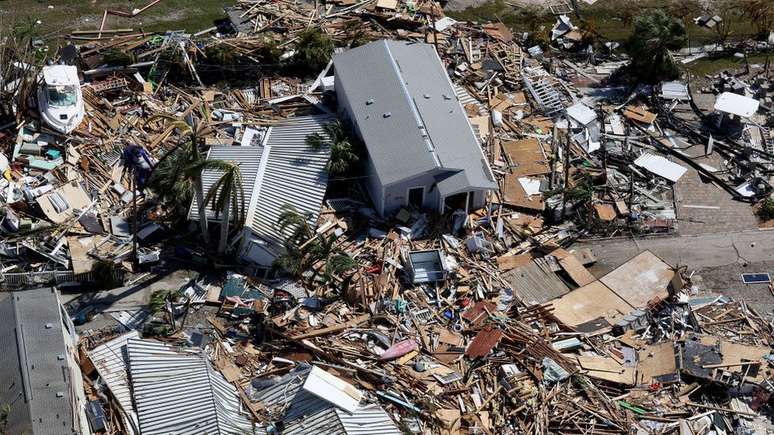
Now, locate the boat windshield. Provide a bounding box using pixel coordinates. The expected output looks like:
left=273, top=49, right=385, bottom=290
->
left=47, top=85, right=77, bottom=107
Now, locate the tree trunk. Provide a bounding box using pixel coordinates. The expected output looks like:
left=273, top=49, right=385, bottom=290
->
left=217, top=200, right=231, bottom=255
left=195, top=176, right=209, bottom=244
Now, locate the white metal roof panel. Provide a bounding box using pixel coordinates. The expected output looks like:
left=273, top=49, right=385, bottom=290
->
left=252, top=364, right=400, bottom=435
left=89, top=331, right=140, bottom=434
left=714, top=92, right=759, bottom=118
left=248, top=115, right=332, bottom=252
left=633, top=153, right=687, bottom=182
left=566, top=102, right=596, bottom=125
left=126, top=338, right=254, bottom=435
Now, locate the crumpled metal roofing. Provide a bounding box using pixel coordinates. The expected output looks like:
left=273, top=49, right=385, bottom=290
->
left=250, top=364, right=400, bottom=435
left=126, top=338, right=255, bottom=435
left=88, top=330, right=141, bottom=435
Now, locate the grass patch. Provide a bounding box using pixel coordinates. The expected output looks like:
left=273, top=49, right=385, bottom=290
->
left=447, top=0, right=758, bottom=44
left=0, top=0, right=229, bottom=37
left=684, top=53, right=773, bottom=76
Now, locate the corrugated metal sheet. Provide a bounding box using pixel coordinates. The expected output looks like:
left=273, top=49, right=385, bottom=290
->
left=249, top=115, right=333, bottom=252
left=502, top=260, right=570, bottom=305
left=126, top=338, right=254, bottom=435
left=465, top=325, right=504, bottom=358
left=633, top=153, right=688, bottom=183
left=89, top=331, right=140, bottom=435
left=191, top=115, right=332, bottom=260
left=250, top=364, right=400, bottom=435
left=189, top=144, right=264, bottom=221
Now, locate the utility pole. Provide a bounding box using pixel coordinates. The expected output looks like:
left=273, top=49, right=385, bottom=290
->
left=132, top=174, right=138, bottom=270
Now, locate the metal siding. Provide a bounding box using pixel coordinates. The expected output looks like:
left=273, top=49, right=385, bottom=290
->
left=501, top=261, right=571, bottom=305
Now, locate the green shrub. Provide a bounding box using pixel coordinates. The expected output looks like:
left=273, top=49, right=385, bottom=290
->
left=758, top=198, right=774, bottom=220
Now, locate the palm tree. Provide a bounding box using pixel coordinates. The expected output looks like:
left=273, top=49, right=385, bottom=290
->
left=295, top=28, right=334, bottom=73
left=625, top=10, right=686, bottom=83
left=740, top=0, right=774, bottom=37
left=202, top=161, right=246, bottom=254
left=273, top=205, right=356, bottom=285
left=305, top=120, right=360, bottom=175
left=308, top=233, right=357, bottom=284
left=145, top=111, right=215, bottom=243
left=273, top=205, right=316, bottom=277
left=277, top=204, right=315, bottom=246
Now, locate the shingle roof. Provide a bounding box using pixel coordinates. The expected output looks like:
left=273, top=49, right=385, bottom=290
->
left=126, top=338, right=255, bottom=435
left=333, top=40, right=496, bottom=193
left=0, top=288, right=78, bottom=435
left=191, top=115, right=333, bottom=257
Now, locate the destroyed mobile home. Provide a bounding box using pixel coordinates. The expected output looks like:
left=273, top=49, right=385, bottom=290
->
left=2, top=0, right=774, bottom=434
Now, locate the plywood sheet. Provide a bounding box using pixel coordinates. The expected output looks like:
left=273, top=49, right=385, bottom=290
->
left=502, top=173, right=544, bottom=211
left=548, top=281, right=632, bottom=330
left=637, top=342, right=678, bottom=385
left=496, top=253, right=533, bottom=271
left=600, top=251, right=673, bottom=308
left=577, top=355, right=635, bottom=385
left=558, top=254, right=596, bottom=287
left=502, top=137, right=550, bottom=177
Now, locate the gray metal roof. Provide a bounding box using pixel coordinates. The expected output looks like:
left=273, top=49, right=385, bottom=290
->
left=333, top=40, right=496, bottom=193
left=88, top=331, right=140, bottom=434
left=501, top=260, right=570, bottom=305
left=191, top=115, right=332, bottom=257
left=0, top=288, right=78, bottom=435
left=126, top=338, right=255, bottom=434
left=250, top=364, right=400, bottom=435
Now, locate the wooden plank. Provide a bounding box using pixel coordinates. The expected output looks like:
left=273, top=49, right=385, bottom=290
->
left=290, top=314, right=370, bottom=340
left=558, top=254, right=596, bottom=287
left=496, top=253, right=533, bottom=271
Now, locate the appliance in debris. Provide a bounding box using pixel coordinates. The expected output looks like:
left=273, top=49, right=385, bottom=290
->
left=406, top=249, right=447, bottom=283
left=37, top=65, right=84, bottom=134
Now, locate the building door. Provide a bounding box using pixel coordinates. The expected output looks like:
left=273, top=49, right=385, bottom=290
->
left=408, top=187, right=424, bottom=208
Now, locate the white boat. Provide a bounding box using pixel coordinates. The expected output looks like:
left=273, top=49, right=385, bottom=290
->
left=37, top=65, right=84, bottom=134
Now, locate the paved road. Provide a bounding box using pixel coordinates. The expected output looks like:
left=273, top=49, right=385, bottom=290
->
left=575, top=229, right=774, bottom=275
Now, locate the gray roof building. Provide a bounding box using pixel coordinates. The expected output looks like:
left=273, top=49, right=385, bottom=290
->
left=0, top=288, right=85, bottom=435
left=333, top=40, right=496, bottom=216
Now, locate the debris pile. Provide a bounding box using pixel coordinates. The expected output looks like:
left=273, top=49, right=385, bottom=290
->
left=2, top=0, right=774, bottom=433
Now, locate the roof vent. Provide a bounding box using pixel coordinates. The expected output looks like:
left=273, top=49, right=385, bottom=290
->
left=366, top=98, right=374, bottom=105
left=383, top=112, right=391, bottom=118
